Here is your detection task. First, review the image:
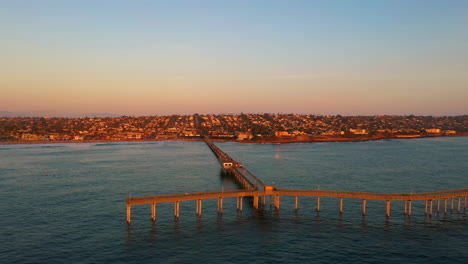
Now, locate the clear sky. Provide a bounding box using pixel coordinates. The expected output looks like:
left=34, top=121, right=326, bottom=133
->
left=1, top=0, right=467, bottom=116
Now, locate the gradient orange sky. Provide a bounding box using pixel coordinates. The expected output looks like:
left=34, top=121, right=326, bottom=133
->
left=1, top=1, right=467, bottom=116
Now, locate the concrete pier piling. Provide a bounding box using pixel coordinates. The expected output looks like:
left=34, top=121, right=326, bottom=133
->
left=274, top=195, right=280, bottom=209
left=429, top=200, right=433, bottom=216
left=174, top=201, right=180, bottom=218
left=151, top=203, right=156, bottom=221
left=386, top=200, right=391, bottom=217
left=362, top=199, right=367, bottom=215
left=404, top=200, right=413, bottom=216
left=127, top=205, right=131, bottom=224
left=339, top=198, right=343, bottom=214
left=237, top=196, right=243, bottom=211
left=253, top=195, right=259, bottom=209
left=218, top=197, right=223, bottom=213
left=196, top=199, right=202, bottom=216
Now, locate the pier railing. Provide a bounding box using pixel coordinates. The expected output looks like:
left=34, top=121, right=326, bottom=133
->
left=275, top=188, right=468, bottom=200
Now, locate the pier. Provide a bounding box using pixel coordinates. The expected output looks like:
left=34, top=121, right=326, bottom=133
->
left=203, top=136, right=265, bottom=190
left=126, top=138, right=467, bottom=223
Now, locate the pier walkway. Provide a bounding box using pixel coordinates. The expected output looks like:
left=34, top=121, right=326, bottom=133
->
left=126, top=138, right=467, bottom=223
left=203, top=136, right=265, bottom=190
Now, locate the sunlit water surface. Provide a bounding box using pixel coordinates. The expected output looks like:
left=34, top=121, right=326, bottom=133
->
left=1, top=137, right=467, bottom=263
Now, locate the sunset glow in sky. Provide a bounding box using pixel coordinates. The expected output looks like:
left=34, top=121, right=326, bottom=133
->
left=1, top=0, right=467, bottom=116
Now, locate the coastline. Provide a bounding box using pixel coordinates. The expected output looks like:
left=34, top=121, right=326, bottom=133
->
left=1, top=134, right=466, bottom=146
left=240, top=134, right=468, bottom=144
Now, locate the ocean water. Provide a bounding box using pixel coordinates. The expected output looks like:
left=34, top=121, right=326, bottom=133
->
left=0, top=137, right=467, bottom=263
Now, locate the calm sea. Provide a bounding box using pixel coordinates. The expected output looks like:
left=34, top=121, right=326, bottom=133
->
left=1, top=137, right=467, bottom=263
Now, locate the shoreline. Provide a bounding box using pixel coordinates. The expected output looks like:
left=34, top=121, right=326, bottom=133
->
left=240, top=134, right=468, bottom=144
left=1, top=134, right=466, bottom=146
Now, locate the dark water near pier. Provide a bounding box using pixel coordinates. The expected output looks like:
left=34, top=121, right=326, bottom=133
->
left=1, top=137, right=467, bottom=263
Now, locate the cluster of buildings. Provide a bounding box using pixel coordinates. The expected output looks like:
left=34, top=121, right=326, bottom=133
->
left=0, top=114, right=466, bottom=142
left=198, top=114, right=465, bottom=140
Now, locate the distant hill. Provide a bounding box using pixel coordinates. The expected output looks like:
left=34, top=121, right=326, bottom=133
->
left=0, top=111, right=121, bottom=118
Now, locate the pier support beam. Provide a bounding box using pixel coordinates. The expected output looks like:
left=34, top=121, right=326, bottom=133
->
left=237, top=197, right=243, bottom=211
left=425, top=200, right=428, bottom=214
left=451, top=198, right=454, bottom=211
left=362, top=199, right=367, bottom=215
left=151, top=203, right=156, bottom=221
left=253, top=196, right=259, bottom=209
left=404, top=200, right=407, bottom=214
left=218, top=197, right=223, bottom=213
left=458, top=197, right=461, bottom=212
left=386, top=200, right=391, bottom=217
left=295, top=196, right=299, bottom=211
left=408, top=200, right=413, bottom=216
left=444, top=199, right=448, bottom=214
left=339, top=198, right=343, bottom=214
left=196, top=199, right=202, bottom=216
left=127, top=204, right=132, bottom=224
left=437, top=199, right=440, bottom=214
left=274, top=195, right=280, bottom=209
left=429, top=200, right=433, bottom=216
left=174, top=201, right=180, bottom=218
left=316, top=197, right=321, bottom=212
left=465, top=196, right=467, bottom=210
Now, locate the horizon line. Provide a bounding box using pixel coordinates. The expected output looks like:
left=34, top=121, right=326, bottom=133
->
left=1, top=111, right=467, bottom=118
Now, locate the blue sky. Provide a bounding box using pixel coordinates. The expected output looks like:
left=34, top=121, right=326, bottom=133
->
left=1, top=0, right=467, bottom=116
